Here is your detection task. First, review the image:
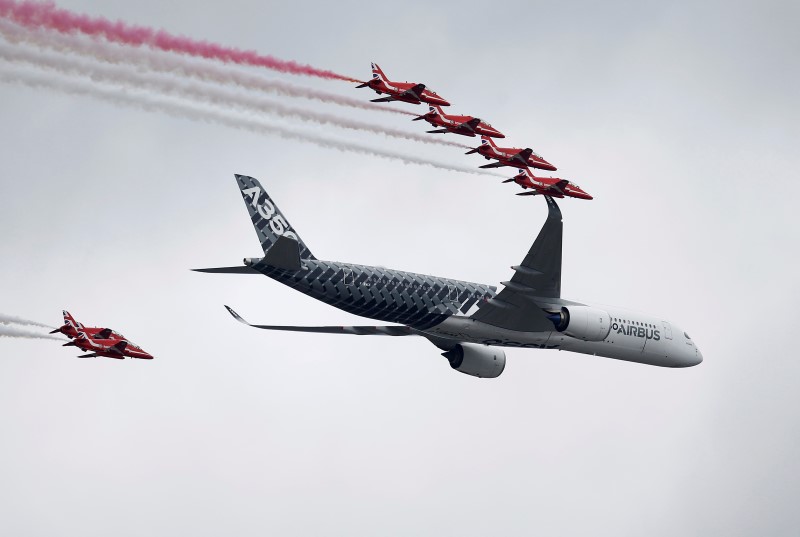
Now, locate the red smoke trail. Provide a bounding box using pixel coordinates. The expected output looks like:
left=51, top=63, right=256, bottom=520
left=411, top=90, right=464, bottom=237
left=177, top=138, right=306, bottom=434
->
left=0, top=0, right=360, bottom=82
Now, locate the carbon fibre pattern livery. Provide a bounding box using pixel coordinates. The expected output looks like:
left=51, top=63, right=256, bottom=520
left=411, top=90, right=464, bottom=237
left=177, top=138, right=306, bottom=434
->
left=234, top=174, right=495, bottom=331
left=247, top=257, right=495, bottom=331
left=236, top=175, right=315, bottom=260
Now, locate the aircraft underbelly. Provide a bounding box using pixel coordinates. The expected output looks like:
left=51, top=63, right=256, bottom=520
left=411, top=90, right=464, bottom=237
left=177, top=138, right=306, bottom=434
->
left=426, top=317, right=681, bottom=366
left=424, top=317, right=552, bottom=347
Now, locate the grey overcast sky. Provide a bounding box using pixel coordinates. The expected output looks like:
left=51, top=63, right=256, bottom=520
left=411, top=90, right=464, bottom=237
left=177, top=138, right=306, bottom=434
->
left=0, top=0, right=798, bottom=535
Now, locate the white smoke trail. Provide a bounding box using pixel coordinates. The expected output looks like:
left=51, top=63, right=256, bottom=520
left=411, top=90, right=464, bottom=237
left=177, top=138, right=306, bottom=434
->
left=0, top=64, right=500, bottom=176
left=0, top=19, right=416, bottom=117
left=0, top=324, right=62, bottom=340
left=0, top=312, right=54, bottom=328
left=0, top=39, right=469, bottom=149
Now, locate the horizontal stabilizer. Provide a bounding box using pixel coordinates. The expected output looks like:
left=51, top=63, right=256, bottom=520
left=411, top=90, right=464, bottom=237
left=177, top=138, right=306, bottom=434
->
left=479, top=162, right=504, bottom=169
left=263, top=236, right=302, bottom=271
left=516, top=191, right=540, bottom=196
left=355, top=82, right=370, bottom=88
left=426, top=129, right=450, bottom=134
left=77, top=353, right=98, bottom=358
left=225, top=306, right=416, bottom=336
left=370, top=96, right=396, bottom=103
left=192, top=266, right=260, bottom=274
left=465, top=148, right=480, bottom=154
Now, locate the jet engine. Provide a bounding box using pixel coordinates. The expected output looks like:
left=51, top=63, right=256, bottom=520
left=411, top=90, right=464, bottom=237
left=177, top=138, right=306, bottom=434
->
left=547, top=306, right=611, bottom=342
left=442, top=343, right=506, bottom=378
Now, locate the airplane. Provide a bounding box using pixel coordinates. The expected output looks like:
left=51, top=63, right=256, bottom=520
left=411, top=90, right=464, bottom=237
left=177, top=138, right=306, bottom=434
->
left=63, top=331, right=154, bottom=360
left=194, top=175, right=702, bottom=378
left=505, top=168, right=593, bottom=200
left=50, top=310, right=125, bottom=340
left=356, top=63, right=450, bottom=106
left=412, top=105, right=505, bottom=138
left=466, top=135, right=557, bottom=171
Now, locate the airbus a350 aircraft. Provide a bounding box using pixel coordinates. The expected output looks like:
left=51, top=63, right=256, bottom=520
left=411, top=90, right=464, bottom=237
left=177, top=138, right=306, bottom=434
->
left=195, top=175, right=702, bottom=378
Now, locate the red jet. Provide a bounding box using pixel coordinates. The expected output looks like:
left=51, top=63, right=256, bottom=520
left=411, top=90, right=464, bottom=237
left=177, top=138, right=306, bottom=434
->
left=505, top=168, right=593, bottom=200
left=50, top=310, right=124, bottom=340
left=412, top=105, right=505, bottom=138
left=356, top=63, right=450, bottom=106
left=64, top=331, right=154, bottom=360
left=466, top=135, right=557, bottom=171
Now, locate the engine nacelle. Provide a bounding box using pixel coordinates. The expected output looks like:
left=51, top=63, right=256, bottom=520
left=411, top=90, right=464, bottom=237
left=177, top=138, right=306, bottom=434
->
left=442, top=343, right=506, bottom=378
left=548, top=306, right=611, bottom=342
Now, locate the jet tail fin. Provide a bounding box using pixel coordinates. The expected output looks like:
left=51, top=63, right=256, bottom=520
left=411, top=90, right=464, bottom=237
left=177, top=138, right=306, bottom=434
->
left=235, top=175, right=315, bottom=260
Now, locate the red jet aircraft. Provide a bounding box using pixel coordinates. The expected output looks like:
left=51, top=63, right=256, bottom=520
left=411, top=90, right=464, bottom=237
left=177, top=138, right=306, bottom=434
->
left=64, top=331, right=154, bottom=360
left=50, top=310, right=124, bottom=340
left=412, top=105, right=505, bottom=138
left=466, top=136, right=557, bottom=171
left=356, top=63, right=450, bottom=106
left=505, top=168, right=593, bottom=200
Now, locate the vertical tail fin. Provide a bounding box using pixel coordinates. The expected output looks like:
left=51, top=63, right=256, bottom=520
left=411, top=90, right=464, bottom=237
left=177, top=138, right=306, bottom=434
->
left=63, top=310, right=82, bottom=330
left=235, top=175, right=315, bottom=260
left=371, top=62, right=388, bottom=83
left=481, top=135, right=497, bottom=148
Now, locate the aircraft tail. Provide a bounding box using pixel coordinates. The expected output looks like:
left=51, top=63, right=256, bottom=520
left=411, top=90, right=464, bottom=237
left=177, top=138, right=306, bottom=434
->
left=481, top=135, right=497, bottom=148
left=371, top=62, right=388, bottom=83
left=234, top=174, right=315, bottom=260
left=63, top=310, right=82, bottom=330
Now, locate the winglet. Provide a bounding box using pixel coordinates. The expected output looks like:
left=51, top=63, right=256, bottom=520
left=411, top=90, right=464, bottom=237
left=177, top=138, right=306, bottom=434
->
left=225, top=305, right=249, bottom=326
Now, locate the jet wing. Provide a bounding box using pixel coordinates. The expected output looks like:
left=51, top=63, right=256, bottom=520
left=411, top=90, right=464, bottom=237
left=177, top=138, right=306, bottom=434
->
left=403, top=83, right=426, bottom=99
left=95, top=328, right=113, bottom=339
left=109, top=340, right=129, bottom=356
left=462, top=118, right=481, bottom=132
left=470, top=196, right=563, bottom=332
left=225, top=306, right=417, bottom=336
left=513, top=148, right=533, bottom=164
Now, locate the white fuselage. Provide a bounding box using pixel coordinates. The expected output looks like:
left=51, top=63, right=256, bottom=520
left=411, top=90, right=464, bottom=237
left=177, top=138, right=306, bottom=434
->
left=424, top=304, right=702, bottom=368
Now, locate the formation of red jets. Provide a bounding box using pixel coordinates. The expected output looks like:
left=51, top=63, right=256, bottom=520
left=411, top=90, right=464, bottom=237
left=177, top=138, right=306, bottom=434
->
left=53, top=311, right=153, bottom=360
left=357, top=63, right=593, bottom=201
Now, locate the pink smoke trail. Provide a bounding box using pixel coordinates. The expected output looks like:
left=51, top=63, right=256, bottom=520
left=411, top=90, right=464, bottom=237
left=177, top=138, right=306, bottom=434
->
left=0, top=41, right=470, bottom=148
left=0, top=0, right=360, bottom=82
left=0, top=65, right=501, bottom=176
left=0, top=19, right=416, bottom=116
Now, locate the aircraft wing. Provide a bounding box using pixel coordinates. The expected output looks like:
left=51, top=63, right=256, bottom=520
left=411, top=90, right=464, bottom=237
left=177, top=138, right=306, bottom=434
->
left=404, top=83, right=426, bottom=99
left=513, top=148, right=533, bottom=164
left=95, top=328, right=113, bottom=339
left=109, top=340, right=129, bottom=356
left=462, top=118, right=481, bottom=132
left=470, top=196, right=563, bottom=332
left=225, top=306, right=417, bottom=336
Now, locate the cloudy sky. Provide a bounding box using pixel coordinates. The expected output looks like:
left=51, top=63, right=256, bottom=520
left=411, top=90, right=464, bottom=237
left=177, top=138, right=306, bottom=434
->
left=0, top=0, right=798, bottom=535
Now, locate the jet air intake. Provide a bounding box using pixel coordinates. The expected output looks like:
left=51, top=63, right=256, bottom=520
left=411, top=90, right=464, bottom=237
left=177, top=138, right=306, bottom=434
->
left=442, top=343, right=506, bottom=378
left=547, top=306, right=612, bottom=342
